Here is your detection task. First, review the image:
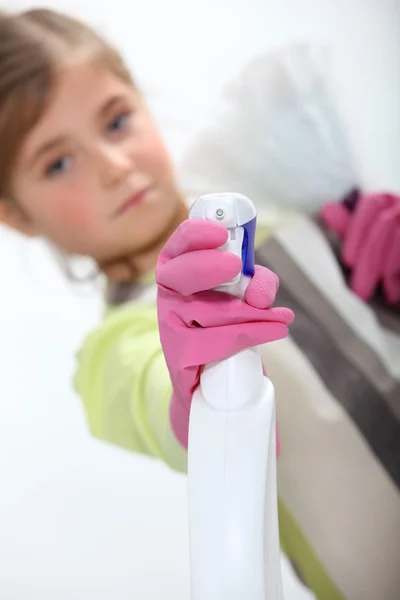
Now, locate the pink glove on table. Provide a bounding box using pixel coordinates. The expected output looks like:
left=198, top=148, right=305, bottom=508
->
left=321, top=191, right=400, bottom=305
left=156, top=219, right=294, bottom=449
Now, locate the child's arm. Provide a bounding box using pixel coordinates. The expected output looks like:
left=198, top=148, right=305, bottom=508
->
left=74, top=302, right=188, bottom=473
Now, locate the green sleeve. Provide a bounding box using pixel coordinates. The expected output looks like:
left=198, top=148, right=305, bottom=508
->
left=74, top=301, right=187, bottom=474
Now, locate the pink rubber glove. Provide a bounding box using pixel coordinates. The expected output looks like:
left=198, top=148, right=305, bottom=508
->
left=321, top=192, right=400, bottom=305
left=156, top=219, right=294, bottom=449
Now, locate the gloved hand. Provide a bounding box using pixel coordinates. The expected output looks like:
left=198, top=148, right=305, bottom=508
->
left=156, top=218, right=294, bottom=449
left=321, top=191, right=400, bottom=305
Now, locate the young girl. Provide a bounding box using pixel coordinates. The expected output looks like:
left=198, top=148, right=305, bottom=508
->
left=0, top=11, right=290, bottom=499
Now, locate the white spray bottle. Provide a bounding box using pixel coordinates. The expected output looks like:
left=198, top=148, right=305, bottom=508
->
left=187, top=193, right=284, bottom=600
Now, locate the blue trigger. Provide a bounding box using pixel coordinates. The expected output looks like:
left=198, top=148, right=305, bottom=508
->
left=241, top=217, right=256, bottom=277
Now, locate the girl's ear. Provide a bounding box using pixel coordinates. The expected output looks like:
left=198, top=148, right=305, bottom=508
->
left=0, top=199, right=38, bottom=236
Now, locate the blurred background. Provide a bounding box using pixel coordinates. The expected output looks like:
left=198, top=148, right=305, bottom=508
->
left=0, top=0, right=399, bottom=598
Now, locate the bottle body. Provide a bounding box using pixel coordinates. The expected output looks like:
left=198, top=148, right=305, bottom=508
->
left=188, top=372, right=283, bottom=600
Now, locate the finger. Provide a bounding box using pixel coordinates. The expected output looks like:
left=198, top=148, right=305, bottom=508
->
left=343, top=193, right=396, bottom=268
left=268, top=306, right=295, bottom=325
left=350, top=203, right=399, bottom=300
left=156, top=249, right=241, bottom=296
left=320, top=203, right=351, bottom=238
left=188, top=292, right=295, bottom=326
left=382, top=217, right=400, bottom=304
left=158, top=219, right=228, bottom=264
left=245, top=265, right=279, bottom=309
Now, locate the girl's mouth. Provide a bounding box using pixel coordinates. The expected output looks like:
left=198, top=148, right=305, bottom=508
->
left=117, top=187, right=152, bottom=215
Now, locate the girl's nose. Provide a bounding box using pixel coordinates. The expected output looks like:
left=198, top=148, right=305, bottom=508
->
left=96, top=144, right=134, bottom=187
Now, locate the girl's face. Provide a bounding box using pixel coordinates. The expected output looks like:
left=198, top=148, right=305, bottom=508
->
left=6, top=62, right=181, bottom=263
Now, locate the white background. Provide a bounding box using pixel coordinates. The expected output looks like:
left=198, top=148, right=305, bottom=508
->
left=0, top=0, right=399, bottom=598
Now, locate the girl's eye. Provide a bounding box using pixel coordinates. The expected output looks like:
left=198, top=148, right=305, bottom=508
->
left=108, top=112, right=132, bottom=134
left=45, top=156, right=72, bottom=178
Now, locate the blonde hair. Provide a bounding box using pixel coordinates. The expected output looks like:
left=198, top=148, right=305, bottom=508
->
left=0, top=8, right=133, bottom=198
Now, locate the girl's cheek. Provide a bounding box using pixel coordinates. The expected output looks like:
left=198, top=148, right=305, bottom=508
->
left=52, top=197, right=95, bottom=230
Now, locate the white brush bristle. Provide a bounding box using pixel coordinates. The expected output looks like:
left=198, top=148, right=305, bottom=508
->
left=179, top=44, right=358, bottom=215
